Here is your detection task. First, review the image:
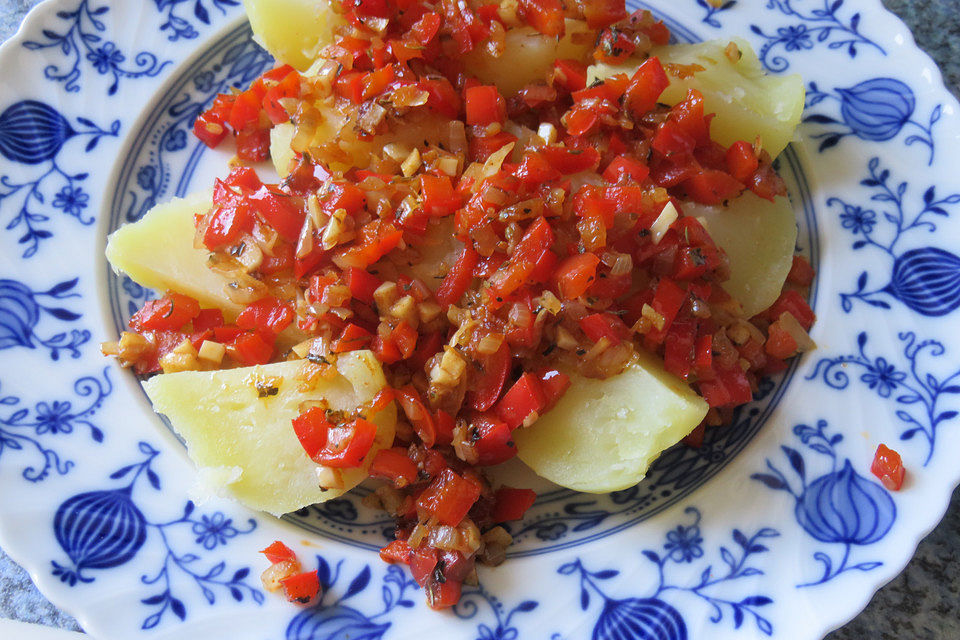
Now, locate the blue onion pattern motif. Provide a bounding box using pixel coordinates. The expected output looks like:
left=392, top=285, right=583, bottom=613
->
left=50, top=442, right=262, bottom=630
left=837, top=79, right=914, bottom=141
left=288, top=605, right=391, bottom=640
left=832, top=158, right=960, bottom=315
left=0, top=101, right=75, bottom=165
left=749, top=0, right=885, bottom=72
left=52, top=487, right=147, bottom=585
left=286, top=561, right=416, bottom=640
left=0, top=278, right=90, bottom=359
left=795, top=460, right=895, bottom=546
left=810, top=332, right=960, bottom=465
left=594, top=598, right=687, bottom=640
left=0, top=102, right=119, bottom=257
left=884, top=247, right=960, bottom=317
left=0, top=369, right=110, bottom=483
left=558, top=509, right=778, bottom=637
left=805, top=80, right=940, bottom=163
left=753, top=421, right=895, bottom=586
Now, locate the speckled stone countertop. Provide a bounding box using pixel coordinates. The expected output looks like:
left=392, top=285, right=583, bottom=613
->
left=0, top=0, right=958, bottom=637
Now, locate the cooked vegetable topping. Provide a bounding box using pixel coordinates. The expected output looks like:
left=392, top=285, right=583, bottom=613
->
left=105, top=0, right=817, bottom=610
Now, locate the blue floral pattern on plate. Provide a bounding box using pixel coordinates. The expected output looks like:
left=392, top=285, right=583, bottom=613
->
left=0, top=368, right=110, bottom=482
left=0, top=100, right=119, bottom=257
left=0, top=0, right=959, bottom=638
left=50, top=441, right=263, bottom=630
left=22, top=1, right=170, bottom=94
left=753, top=420, right=895, bottom=586
left=558, top=507, right=779, bottom=638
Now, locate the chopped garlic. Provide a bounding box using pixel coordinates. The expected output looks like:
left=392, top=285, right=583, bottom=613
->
left=651, top=201, right=679, bottom=245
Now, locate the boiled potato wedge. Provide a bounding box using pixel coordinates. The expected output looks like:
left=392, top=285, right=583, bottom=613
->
left=685, top=193, right=798, bottom=317
left=242, top=0, right=343, bottom=70
left=464, top=20, right=595, bottom=96
left=143, top=351, right=396, bottom=515
left=105, top=191, right=242, bottom=317
left=514, top=349, right=708, bottom=493
left=588, top=38, right=804, bottom=158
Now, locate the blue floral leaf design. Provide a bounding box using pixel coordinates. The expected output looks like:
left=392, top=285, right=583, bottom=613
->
left=750, top=473, right=788, bottom=490
left=147, top=468, right=161, bottom=490
left=46, top=308, right=82, bottom=321
left=733, top=606, right=744, bottom=628
left=516, top=600, right=538, bottom=612
left=170, top=598, right=186, bottom=620
left=782, top=446, right=805, bottom=480
left=316, top=556, right=333, bottom=589
left=579, top=587, right=589, bottom=610
left=140, top=595, right=164, bottom=605
left=233, top=567, right=249, bottom=582
left=641, top=550, right=661, bottom=564
left=594, top=570, right=619, bottom=579
left=344, top=566, right=372, bottom=600
left=109, top=465, right=134, bottom=479
left=740, top=596, right=773, bottom=606
left=46, top=279, right=79, bottom=295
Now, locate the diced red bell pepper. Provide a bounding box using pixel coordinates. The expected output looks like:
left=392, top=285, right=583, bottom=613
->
left=320, top=182, right=366, bottom=216
left=648, top=277, right=687, bottom=338
left=280, top=570, right=320, bottom=604
left=683, top=170, right=744, bottom=206
left=486, top=217, right=555, bottom=301
left=765, top=319, right=799, bottom=359
left=581, top=0, right=628, bottom=28
left=130, top=293, right=201, bottom=332
left=421, top=174, right=462, bottom=217
left=436, top=245, right=479, bottom=306
left=496, top=373, right=547, bottom=430
left=236, top=127, right=271, bottom=163
left=603, top=155, right=650, bottom=184
left=333, top=323, right=373, bottom=353
left=203, top=200, right=255, bottom=250
left=468, top=131, right=518, bottom=162
left=625, top=56, right=669, bottom=117
left=517, top=151, right=562, bottom=187
left=536, top=368, right=571, bottom=411
left=491, top=487, right=537, bottom=522
left=193, top=111, right=227, bottom=148
left=236, top=296, right=294, bottom=337
left=248, top=186, right=305, bottom=243
left=787, top=255, right=815, bottom=287
left=192, top=308, right=224, bottom=333
left=871, top=444, right=905, bottom=491
left=369, top=447, right=419, bottom=488
left=315, top=418, right=378, bottom=468
left=395, top=385, right=437, bottom=448
left=579, top=312, right=629, bottom=344
left=379, top=539, right=412, bottom=565
left=518, top=0, right=565, bottom=37
left=416, top=468, right=481, bottom=526
left=465, top=85, right=506, bottom=126
left=726, top=140, right=760, bottom=182
left=261, top=540, right=298, bottom=565
left=346, top=267, right=383, bottom=305
left=540, top=146, right=601, bottom=174
left=467, top=343, right=511, bottom=411
left=232, top=330, right=274, bottom=365
left=408, top=546, right=438, bottom=587
left=554, top=252, right=600, bottom=300
left=292, top=406, right=331, bottom=461
left=553, top=58, right=589, bottom=92
left=410, top=12, right=442, bottom=45
left=426, top=577, right=462, bottom=610
left=767, top=289, right=816, bottom=331
left=473, top=412, right=517, bottom=465
left=663, top=319, right=696, bottom=379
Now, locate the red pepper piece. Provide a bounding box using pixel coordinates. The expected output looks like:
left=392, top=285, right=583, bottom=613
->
left=130, top=293, right=201, bottom=332
left=491, top=487, right=537, bottom=522
left=261, top=540, right=298, bottom=565
left=416, top=468, right=481, bottom=526
left=280, top=570, right=320, bottom=604
left=496, top=373, right=547, bottom=430
left=871, top=444, right=905, bottom=491
left=369, top=448, right=419, bottom=488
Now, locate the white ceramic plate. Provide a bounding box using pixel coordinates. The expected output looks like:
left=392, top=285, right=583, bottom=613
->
left=1, top=1, right=958, bottom=638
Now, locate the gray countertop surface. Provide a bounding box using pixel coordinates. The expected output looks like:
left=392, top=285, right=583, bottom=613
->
left=0, top=0, right=958, bottom=637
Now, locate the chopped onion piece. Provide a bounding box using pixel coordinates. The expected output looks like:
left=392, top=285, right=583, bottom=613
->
left=651, top=201, right=679, bottom=244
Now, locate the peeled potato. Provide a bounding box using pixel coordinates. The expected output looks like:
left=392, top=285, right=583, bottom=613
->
left=685, top=193, right=797, bottom=317
left=105, top=191, right=243, bottom=316
left=242, top=0, right=343, bottom=70
left=464, top=20, right=596, bottom=96
left=143, top=351, right=396, bottom=515
left=588, top=38, right=804, bottom=158
left=514, top=350, right=708, bottom=493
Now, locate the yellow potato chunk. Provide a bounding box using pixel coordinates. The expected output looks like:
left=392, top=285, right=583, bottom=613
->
left=685, top=193, right=798, bottom=317
left=588, top=39, right=804, bottom=158
left=242, top=0, right=343, bottom=70
left=105, top=191, right=242, bottom=316
left=514, top=350, right=708, bottom=493
left=142, top=351, right=396, bottom=515
left=464, top=20, right=595, bottom=96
